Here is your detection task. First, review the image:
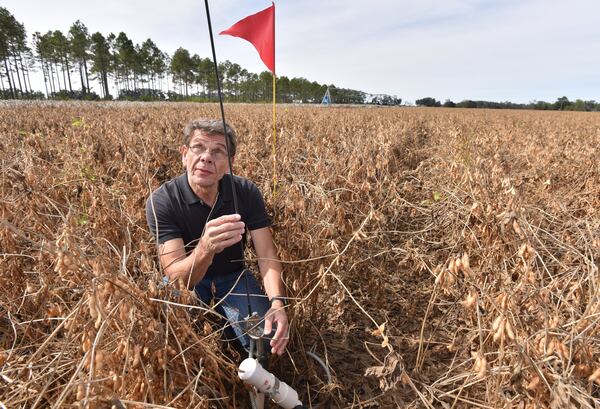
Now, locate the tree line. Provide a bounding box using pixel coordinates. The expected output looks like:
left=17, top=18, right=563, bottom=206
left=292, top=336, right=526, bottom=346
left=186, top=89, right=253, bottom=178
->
left=415, top=96, right=600, bottom=112
left=1, top=7, right=401, bottom=105
left=5, top=6, right=593, bottom=111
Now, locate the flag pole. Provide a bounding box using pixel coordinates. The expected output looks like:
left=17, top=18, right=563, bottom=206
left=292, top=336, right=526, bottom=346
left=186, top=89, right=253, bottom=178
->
left=272, top=71, right=277, bottom=195
left=272, top=1, right=277, bottom=195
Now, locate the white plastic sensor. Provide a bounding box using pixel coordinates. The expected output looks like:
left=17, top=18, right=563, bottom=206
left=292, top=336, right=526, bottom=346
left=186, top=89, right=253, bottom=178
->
left=238, top=358, right=303, bottom=409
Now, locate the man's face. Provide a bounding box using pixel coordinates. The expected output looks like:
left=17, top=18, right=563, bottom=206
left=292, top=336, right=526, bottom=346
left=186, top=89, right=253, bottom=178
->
left=181, top=130, right=233, bottom=189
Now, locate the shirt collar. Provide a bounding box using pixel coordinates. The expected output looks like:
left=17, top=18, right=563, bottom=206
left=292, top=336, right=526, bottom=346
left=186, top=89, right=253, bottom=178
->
left=177, top=172, right=233, bottom=205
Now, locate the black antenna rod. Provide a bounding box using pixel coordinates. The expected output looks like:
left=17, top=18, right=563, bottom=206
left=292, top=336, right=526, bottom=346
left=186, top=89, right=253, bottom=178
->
left=204, top=0, right=239, bottom=215
left=204, top=0, right=253, bottom=318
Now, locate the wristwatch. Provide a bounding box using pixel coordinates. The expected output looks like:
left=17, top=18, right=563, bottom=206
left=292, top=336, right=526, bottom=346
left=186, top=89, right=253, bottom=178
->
left=269, top=296, right=287, bottom=306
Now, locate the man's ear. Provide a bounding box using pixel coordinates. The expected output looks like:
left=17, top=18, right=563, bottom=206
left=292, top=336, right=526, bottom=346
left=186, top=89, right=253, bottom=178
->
left=180, top=145, right=186, bottom=168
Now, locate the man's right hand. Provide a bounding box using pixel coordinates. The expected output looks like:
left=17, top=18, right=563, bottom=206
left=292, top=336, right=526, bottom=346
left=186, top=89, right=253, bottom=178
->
left=198, top=214, right=245, bottom=255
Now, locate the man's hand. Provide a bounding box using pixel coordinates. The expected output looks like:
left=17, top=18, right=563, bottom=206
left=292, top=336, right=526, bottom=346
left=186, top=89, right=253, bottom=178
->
left=198, top=214, right=245, bottom=255
left=263, top=302, right=289, bottom=356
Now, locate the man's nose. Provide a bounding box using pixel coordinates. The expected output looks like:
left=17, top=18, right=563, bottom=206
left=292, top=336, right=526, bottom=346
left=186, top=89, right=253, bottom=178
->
left=199, top=152, right=213, bottom=162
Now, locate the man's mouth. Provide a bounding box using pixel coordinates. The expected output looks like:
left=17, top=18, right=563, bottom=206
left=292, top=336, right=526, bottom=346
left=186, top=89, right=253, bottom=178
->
left=194, top=168, right=213, bottom=175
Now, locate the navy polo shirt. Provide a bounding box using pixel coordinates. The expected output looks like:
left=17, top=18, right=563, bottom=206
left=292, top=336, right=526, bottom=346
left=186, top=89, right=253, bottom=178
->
left=145, top=172, right=270, bottom=278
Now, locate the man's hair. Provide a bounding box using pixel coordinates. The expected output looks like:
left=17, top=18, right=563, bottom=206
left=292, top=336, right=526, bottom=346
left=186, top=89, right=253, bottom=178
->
left=183, top=119, right=237, bottom=156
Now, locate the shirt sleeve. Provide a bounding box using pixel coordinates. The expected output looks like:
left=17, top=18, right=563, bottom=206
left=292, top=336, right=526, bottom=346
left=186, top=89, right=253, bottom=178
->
left=241, top=180, right=271, bottom=231
left=145, top=188, right=183, bottom=244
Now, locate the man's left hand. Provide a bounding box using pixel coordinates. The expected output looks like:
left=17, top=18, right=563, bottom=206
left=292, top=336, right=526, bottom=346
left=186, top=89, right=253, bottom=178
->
left=263, top=304, right=289, bottom=356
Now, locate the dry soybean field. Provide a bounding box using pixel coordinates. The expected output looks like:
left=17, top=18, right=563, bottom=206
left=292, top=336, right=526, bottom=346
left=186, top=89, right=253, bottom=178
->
left=1, top=102, right=599, bottom=408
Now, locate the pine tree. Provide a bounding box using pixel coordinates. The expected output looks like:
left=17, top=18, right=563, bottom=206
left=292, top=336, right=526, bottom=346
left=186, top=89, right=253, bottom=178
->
left=69, top=21, right=91, bottom=94
left=90, top=32, right=111, bottom=98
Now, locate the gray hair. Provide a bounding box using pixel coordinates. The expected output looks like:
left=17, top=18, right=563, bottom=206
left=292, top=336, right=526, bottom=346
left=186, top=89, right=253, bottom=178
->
left=183, top=119, right=237, bottom=156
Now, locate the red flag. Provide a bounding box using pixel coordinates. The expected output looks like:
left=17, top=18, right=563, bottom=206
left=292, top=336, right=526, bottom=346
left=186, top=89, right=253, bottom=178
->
left=219, top=3, right=275, bottom=74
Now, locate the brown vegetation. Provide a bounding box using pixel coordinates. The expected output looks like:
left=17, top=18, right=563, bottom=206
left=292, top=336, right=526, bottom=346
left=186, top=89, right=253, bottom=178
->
left=1, top=102, right=599, bottom=408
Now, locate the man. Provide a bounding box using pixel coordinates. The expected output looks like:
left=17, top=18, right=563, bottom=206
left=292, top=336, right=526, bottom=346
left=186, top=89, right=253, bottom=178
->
left=145, top=119, right=289, bottom=359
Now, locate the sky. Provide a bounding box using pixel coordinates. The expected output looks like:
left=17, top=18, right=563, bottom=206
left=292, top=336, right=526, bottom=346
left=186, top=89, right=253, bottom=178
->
left=3, top=0, right=600, bottom=104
